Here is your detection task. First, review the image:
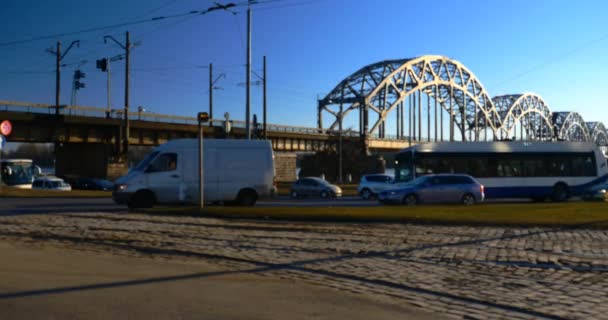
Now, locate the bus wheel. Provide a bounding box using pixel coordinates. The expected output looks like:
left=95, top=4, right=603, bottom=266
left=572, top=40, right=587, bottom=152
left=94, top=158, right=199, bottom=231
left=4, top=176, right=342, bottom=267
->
left=551, top=183, right=569, bottom=202
left=403, top=194, right=418, bottom=206
left=461, top=193, right=476, bottom=205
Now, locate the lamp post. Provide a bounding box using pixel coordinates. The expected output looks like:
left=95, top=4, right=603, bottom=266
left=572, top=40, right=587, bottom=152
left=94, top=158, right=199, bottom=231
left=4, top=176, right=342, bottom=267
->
left=198, top=112, right=209, bottom=209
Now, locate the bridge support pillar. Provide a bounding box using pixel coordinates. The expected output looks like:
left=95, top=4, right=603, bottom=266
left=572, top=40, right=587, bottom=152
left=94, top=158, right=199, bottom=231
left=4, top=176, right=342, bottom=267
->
left=55, top=143, right=127, bottom=181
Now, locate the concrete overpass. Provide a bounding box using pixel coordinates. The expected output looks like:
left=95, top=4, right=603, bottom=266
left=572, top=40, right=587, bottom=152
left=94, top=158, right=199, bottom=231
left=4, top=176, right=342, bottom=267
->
left=0, top=100, right=413, bottom=179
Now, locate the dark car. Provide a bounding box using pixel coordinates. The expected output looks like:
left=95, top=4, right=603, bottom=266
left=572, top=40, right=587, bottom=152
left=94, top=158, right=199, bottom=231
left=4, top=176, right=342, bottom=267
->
left=290, top=177, right=342, bottom=199
left=378, top=174, right=484, bottom=206
left=70, top=177, right=115, bottom=191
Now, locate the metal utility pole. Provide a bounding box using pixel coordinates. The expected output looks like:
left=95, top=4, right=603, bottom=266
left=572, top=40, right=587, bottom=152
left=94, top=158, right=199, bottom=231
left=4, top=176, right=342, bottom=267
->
left=48, top=40, right=80, bottom=116
left=198, top=112, right=209, bottom=209
left=199, top=119, right=204, bottom=209
left=208, top=64, right=225, bottom=129
left=105, top=31, right=132, bottom=160
left=263, top=55, right=267, bottom=139
left=209, top=63, right=213, bottom=127
left=245, top=5, right=252, bottom=140
left=107, top=60, right=111, bottom=117
left=55, top=42, right=60, bottom=114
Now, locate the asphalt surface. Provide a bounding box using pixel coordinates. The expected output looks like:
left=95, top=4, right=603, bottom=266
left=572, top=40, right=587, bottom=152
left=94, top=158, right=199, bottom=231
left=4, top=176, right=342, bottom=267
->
left=0, top=196, right=379, bottom=216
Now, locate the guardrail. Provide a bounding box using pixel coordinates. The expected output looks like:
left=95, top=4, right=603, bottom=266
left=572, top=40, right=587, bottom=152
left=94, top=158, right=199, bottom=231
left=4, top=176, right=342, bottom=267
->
left=0, top=100, right=409, bottom=141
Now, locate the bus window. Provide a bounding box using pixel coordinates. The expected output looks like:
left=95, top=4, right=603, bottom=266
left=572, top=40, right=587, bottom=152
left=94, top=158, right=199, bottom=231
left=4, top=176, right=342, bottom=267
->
left=395, top=153, right=413, bottom=182
left=571, top=155, right=596, bottom=176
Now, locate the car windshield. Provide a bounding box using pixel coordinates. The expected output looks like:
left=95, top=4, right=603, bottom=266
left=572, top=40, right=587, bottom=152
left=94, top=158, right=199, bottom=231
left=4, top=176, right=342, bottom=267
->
left=132, top=151, right=160, bottom=172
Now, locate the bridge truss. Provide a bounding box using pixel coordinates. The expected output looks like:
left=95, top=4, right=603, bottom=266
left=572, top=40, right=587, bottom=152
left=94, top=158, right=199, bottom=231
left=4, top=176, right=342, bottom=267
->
left=318, top=56, right=500, bottom=143
left=318, top=55, right=608, bottom=148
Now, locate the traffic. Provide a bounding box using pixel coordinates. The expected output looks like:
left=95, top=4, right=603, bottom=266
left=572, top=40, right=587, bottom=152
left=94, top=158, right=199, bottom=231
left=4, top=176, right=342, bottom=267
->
left=3, top=139, right=606, bottom=208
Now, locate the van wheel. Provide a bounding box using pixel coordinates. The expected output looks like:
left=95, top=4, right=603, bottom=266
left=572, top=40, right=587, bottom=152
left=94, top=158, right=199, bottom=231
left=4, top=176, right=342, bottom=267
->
left=320, top=190, right=330, bottom=199
left=360, top=188, right=373, bottom=200
left=128, top=190, right=155, bottom=209
left=461, top=193, right=476, bottom=205
left=237, top=189, right=257, bottom=206
left=403, top=194, right=418, bottom=206
left=551, top=183, right=569, bottom=202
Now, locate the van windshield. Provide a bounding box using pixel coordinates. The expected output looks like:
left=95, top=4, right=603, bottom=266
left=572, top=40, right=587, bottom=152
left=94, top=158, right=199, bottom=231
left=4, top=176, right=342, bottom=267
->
left=132, top=151, right=160, bottom=172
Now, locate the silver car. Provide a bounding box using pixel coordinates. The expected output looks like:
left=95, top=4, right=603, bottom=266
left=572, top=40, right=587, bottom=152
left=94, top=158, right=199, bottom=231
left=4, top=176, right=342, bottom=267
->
left=378, top=174, right=484, bottom=205
left=357, top=174, right=394, bottom=200
left=290, top=177, right=342, bottom=199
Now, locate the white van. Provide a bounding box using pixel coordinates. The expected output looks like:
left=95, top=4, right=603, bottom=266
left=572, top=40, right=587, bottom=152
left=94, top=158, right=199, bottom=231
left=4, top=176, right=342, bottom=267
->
left=113, top=139, right=276, bottom=208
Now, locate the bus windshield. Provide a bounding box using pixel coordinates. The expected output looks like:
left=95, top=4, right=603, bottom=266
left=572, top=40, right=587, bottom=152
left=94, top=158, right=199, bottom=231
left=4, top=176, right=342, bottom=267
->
left=394, top=152, right=414, bottom=182
left=1, top=160, right=37, bottom=187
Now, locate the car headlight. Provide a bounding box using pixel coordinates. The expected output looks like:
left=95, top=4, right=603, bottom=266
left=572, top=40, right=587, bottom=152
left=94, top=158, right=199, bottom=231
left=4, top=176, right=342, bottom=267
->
left=116, top=184, right=128, bottom=191
left=600, top=189, right=607, bottom=194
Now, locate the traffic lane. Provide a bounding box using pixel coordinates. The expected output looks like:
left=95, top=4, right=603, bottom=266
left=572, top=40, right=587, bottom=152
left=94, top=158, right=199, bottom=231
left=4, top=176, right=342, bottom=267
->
left=258, top=196, right=380, bottom=207
left=0, top=198, right=125, bottom=216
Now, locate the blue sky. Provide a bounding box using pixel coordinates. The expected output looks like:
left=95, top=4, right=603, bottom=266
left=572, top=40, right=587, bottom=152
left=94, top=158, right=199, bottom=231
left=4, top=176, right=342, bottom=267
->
left=1, top=0, right=607, bottom=131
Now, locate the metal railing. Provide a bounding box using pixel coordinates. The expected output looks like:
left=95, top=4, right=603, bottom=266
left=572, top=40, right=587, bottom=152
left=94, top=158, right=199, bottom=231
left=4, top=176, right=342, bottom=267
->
left=0, top=100, right=406, bottom=141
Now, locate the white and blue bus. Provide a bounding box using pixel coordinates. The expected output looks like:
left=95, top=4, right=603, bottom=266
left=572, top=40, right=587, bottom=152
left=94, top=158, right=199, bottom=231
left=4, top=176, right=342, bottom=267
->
left=394, top=142, right=608, bottom=201
left=1, top=159, right=42, bottom=189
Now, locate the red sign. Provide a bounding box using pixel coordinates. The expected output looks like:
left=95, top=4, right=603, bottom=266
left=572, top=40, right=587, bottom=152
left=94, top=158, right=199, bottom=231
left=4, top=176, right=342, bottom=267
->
left=1, top=120, right=12, bottom=136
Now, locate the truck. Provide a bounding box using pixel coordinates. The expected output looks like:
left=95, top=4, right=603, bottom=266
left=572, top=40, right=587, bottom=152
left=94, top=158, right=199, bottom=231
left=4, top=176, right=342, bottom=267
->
left=113, top=139, right=276, bottom=208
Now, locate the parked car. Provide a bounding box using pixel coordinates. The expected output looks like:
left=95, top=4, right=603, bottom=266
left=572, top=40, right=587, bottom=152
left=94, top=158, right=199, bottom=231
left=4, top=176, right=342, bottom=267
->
left=32, top=176, right=72, bottom=191
left=113, top=139, right=276, bottom=208
left=377, top=174, right=484, bottom=206
left=70, top=177, right=115, bottom=191
left=290, top=177, right=342, bottom=199
left=357, top=174, right=394, bottom=199
left=582, top=183, right=608, bottom=201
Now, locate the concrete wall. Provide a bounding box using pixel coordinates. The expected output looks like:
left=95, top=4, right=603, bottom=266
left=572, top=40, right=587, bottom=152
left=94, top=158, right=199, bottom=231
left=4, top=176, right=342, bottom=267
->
left=55, top=143, right=128, bottom=180
left=274, top=152, right=297, bottom=182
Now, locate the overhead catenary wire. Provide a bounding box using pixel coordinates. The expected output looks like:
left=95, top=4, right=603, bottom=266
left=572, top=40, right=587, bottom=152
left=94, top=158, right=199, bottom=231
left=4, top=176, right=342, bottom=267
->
left=0, top=0, right=292, bottom=48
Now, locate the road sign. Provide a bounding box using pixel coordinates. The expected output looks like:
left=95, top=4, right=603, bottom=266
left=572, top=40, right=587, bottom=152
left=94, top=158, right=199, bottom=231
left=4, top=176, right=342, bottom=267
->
left=0, top=120, right=12, bottom=136
left=198, top=112, right=209, bottom=123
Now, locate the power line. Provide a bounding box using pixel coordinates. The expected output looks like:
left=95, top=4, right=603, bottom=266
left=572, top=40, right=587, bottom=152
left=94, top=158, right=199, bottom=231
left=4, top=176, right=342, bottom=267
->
left=493, top=32, right=608, bottom=89
left=0, top=1, right=263, bottom=48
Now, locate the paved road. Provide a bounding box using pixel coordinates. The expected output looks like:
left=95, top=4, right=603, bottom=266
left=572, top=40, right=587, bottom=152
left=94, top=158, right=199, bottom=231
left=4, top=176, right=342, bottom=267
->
left=1, top=212, right=607, bottom=319
left=0, top=196, right=378, bottom=216
left=0, top=241, right=439, bottom=320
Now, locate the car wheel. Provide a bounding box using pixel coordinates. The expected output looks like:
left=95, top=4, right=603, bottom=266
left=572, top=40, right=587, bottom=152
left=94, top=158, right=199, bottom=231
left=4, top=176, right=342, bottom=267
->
left=290, top=190, right=299, bottom=199
left=128, top=190, right=155, bottom=209
left=403, top=194, right=418, bottom=206
left=320, top=190, right=330, bottom=199
left=461, top=193, right=476, bottom=205
left=360, top=188, right=373, bottom=200
left=551, top=183, right=569, bottom=202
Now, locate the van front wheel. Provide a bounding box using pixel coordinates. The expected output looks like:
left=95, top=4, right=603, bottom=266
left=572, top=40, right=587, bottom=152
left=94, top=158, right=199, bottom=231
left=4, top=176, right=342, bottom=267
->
left=237, top=189, right=257, bottom=206
left=128, top=190, right=155, bottom=209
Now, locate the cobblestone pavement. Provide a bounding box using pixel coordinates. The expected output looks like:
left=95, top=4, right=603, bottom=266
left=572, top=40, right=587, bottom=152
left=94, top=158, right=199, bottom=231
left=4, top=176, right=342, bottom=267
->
left=1, top=212, right=608, bottom=319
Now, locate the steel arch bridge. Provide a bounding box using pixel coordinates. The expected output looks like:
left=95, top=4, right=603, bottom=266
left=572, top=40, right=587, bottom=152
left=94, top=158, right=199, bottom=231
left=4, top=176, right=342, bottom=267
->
left=586, top=122, right=608, bottom=146
left=492, top=93, right=553, bottom=141
left=317, top=55, right=608, bottom=149
left=318, top=55, right=501, bottom=142
left=552, top=112, right=590, bottom=142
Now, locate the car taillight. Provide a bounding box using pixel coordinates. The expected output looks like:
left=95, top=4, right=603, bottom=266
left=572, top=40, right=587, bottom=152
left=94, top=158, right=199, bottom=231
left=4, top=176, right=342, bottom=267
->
left=480, top=185, right=485, bottom=193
